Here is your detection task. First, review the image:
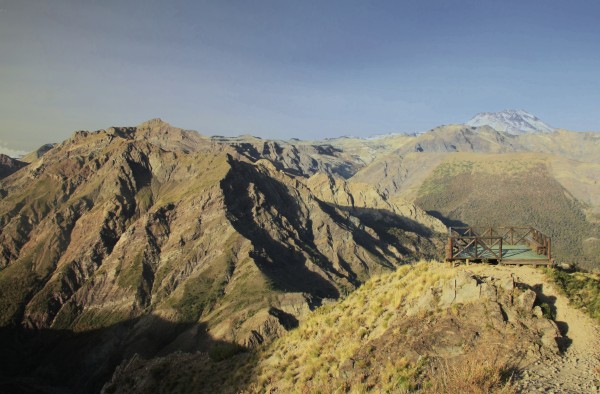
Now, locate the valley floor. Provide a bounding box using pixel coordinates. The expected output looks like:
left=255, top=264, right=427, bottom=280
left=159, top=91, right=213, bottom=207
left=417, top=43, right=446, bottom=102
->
left=463, top=264, right=600, bottom=393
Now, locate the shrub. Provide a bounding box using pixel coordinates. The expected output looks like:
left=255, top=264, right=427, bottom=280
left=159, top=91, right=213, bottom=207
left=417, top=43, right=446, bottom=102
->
left=546, top=268, right=600, bottom=322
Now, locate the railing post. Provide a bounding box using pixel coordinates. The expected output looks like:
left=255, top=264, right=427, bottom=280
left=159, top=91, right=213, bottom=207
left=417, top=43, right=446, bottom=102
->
left=499, top=238, right=503, bottom=260
left=548, top=238, right=551, bottom=260
left=446, top=237, right=453, bottom=260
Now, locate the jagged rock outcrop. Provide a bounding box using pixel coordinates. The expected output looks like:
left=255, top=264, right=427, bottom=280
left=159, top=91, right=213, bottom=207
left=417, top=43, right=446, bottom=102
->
left=406, top=270, right=562, bottom=354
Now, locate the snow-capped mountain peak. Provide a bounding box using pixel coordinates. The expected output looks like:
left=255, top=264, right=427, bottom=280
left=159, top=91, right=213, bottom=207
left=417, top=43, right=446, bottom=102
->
left=466, top=109, right=554, bottom=135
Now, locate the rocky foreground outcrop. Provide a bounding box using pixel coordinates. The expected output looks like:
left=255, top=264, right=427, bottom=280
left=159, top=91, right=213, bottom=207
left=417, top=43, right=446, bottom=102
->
left=103, top=263, right=565, bottom=393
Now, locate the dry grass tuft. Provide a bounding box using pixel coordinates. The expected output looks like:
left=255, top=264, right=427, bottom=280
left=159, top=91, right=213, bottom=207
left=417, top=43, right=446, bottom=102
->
left=248, top=260, right=455, bottom=392
left=425, top=354, right=517, bottom=394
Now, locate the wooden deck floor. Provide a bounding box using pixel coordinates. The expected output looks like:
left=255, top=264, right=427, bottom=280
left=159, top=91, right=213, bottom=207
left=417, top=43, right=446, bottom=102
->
left=455, top=244, right=547, bottom=261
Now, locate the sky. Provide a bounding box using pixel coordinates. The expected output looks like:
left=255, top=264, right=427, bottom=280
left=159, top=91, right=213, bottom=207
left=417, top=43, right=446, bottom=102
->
left=1, top=0, right=600, bottom=153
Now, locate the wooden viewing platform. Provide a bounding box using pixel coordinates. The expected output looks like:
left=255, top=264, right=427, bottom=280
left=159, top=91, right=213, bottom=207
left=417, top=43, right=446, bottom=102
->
left=446, top=226, right=554, bottom=266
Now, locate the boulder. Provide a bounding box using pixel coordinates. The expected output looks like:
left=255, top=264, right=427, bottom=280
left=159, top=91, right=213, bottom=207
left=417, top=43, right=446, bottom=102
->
left=517, top=289, right=537, bottom=311
left=479, top=282, right=497, bottom=302
left=500, top=276, right=515, bottom=292
left=439, top=279, right=457, bottom=306
left=455, top=270, right=478, bottom=288
left=455, top=281, right=480, bottom=304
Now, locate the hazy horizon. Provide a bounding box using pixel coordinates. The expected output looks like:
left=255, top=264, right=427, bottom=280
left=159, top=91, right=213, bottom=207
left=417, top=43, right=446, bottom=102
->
left=2, top=1, right=600, bottom=153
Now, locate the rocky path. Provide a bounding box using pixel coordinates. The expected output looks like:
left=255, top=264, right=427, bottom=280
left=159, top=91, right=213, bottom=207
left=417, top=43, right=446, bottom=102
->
left=463, top=264, right=600, bottom=393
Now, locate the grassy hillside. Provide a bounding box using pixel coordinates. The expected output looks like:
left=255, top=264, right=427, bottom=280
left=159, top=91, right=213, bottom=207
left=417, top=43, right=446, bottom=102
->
left=415, top=157, right=600, bottom=271
left=247, top=262, right=455, bottom=392
left=546, top=268, right=600, bottom=322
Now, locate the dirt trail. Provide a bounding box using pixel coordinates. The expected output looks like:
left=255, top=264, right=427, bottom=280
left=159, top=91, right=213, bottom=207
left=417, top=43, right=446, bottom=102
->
left=462, top=264, right=600, bottom=393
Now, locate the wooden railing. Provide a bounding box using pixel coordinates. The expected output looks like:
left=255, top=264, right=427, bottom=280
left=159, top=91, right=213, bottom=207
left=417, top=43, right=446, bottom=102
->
left=447, top=235, right=503, bottom=260
left=446, top=226, right=552, bottom=262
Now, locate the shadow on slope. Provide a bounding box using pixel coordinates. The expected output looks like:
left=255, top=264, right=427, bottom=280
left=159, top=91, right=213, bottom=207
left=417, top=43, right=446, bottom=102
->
left=339, top=206, right=435, bottom=238
left=517, top=282, right=573, bottom=353
left=319, top=203, right=442, bottom=261
left=425, top=210, right=469, bottom=228
left=221, top=157, right=443, bottom=299
left=221, top=158, right=341, bottom=298
left=0, top=316, right=247, bottom=394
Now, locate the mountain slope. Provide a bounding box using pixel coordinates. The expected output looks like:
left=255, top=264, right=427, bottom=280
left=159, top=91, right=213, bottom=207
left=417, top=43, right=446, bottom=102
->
left=350, top=126, right=600, bottom=271
left=20, top=143, right=57, bottom=163
left=413, top=154, right=600, bottom=270
left=0, top=120, right=443, bottom=392
left=0, top=154, right=26, bottom=179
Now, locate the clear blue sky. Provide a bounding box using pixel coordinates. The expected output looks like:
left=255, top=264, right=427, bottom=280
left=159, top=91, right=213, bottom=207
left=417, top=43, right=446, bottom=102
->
left=1, top=0, right=600, bottom=151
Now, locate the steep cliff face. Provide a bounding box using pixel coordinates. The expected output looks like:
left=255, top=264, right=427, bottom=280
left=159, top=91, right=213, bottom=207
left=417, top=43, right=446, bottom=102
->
left=0, top=120, right=444, bottom=392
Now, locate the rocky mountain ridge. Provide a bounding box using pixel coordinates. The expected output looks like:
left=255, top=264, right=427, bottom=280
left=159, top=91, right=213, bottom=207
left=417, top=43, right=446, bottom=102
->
left=0, top=119, right=443, bottom=392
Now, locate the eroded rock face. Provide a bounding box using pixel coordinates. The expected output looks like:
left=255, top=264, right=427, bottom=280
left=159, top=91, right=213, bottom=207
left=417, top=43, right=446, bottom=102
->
left=0, top=120, right=445, bottom=393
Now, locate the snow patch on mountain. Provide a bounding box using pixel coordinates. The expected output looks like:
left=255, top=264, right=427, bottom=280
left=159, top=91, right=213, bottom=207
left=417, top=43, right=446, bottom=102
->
left=466, top=110, right=554, bottom=135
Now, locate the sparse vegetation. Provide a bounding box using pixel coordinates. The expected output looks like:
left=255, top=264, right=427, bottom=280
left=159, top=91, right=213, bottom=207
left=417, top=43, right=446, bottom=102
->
left=107, top=261, right=528, bottom=392
left=135, top=185, right=154, bottom=212
left=170, top=272, right=227, bottom=323
left=117, top=252, right=144, bottom=289
left=425, top=353, right=517, bottom=394
left=537, top=301, right=556, bottom=320
left=545, top=268, right=600, bottom=322
left=244, top=261, right=458, bottom=391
